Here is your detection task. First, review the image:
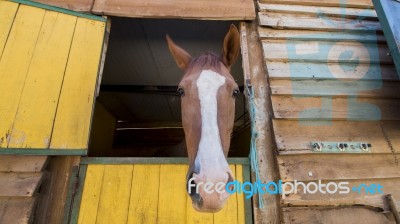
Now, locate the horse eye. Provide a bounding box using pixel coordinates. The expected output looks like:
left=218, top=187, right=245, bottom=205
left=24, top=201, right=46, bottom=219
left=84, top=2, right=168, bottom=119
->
left=177, top=87, right=185, bottom=97
left=232, top=89, right=239, bottom=98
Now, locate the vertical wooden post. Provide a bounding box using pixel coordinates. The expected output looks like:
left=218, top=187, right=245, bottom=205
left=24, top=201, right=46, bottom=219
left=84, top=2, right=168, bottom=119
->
left=240, top=21, right=281, bottom=224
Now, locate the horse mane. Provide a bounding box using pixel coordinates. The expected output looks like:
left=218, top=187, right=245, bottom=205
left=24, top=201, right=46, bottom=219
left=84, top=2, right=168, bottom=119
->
left=185, top=52, right=224, bottom=75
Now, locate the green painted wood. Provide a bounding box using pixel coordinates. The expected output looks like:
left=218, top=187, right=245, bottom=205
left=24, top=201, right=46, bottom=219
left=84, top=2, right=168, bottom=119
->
left=0, top=149, right=87, bottom=156
left=63, top=166, right=79, bottom=224
left=9, top=0, right=106, bottom=22
left=372, top=0, right=400, bottom=78
left=242, top=164, right=253, bottom=224
left=80, top=157, right=250, bottom=165
left=69, top=165, right=87, bottom=224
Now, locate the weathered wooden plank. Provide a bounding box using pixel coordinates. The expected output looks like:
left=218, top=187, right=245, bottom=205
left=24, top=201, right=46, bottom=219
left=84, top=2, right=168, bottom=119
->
left=258, top=0, right=373, bottom=9
left=241, top=21, right=280, bottom=224
left=50, top=18, right=105, bottom=149
left=266, top=62, right=398, bottom=81
left=158, top=165, right=187, bottom=224
left=258, top=27, right=386, bottom=43
left=91, top=0, right=255, bottom=20
left=271, top=96, right=400, bottom=120
left=214, top=165, right=238, bottom=224
left=282, top=206, right=396, bottom=224
left=7, top=12, right=77, bottom=149
left=96, top=165, right=133, bottom=224
left=186, top=193, right=214, bottom=224
left=127, top=165, right=160, bottom=224
left=0, top=1, right=18, bottom=58
left=258, top=3, right=377, bottom=19
left=270, top=79, right=400, bottom=98
left=0, top=172, right=43, bottom=197
left=262, top=40, right=392, bottom=64
left=30, top=0, right=93, bottom=12
left=77, top=165, right=104, bottom=224
left=277, top=154, right=400, bottom=181
left=273, top=120, right=400, bottom=154
left=0, top=197, right=37, bottom=224
left=0, top=155, right=47, bottom=172
left=0, top=6, right=45, bottom=148
left=372, top=0, right=400, bottom=78
left=281, top=178, right=400, bottom=210
left=259, top=12, right=381, bottom=31
left=34, top=156, right=80, bottom=224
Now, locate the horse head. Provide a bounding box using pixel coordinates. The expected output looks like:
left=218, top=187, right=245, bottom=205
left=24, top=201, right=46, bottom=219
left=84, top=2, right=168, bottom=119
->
left=167, top=24, right=240, bottom=212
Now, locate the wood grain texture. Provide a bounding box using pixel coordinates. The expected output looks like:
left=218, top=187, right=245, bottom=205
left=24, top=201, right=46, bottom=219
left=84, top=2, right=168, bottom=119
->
left=33, top=156, right=80, bottom=224
left=258, top=27, right=386, bottom=43
left=266, top=61, right=398, bottom=81
left=0, top=197, right=37, bottom=224
left=282, top=206, right=395, bottom=224
left=273, top=120, right=400, bottom=154
left=0, top=5, right=45, bottom=148
left=127, top=165, right=160, bottom=224
left=7, top=12, right=77, bottom=148
left=258, top=0, right=374, bottom=8
left=0, top=1, right=18, bottom=58
left=258, top=3, right=377, bottom=19
left=32, top=0, right=94, bottom=12
left=157, top=165, right=187, bottom=224
left=270, top=79, right=400, bottom=98
left=0, top=172, right=43, bottom=197
left=50, top=18, right=105, bottom=149
left=96, top=165, right=133, bottom=224
left=277, top=154, right=400, bottom=181
left=77, top=165, right=104, bottom=224
left=262, top=40, right=392, bottom=64
left=91, top=0, right=255, bottom=20
left=241, top=21, right=281, bottom=224
left=0, top=155, right=47, bottom=172
left=281, top=178, right=400, bottom=210
left=271, top=95, right=400, bottom=120
left=259, top=12, right=381, bottom=31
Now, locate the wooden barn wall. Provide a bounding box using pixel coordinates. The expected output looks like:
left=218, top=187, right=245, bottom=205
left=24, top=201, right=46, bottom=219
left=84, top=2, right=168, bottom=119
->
left=255, top=0, right=400, bottom=223
left=0, top=0, right=106, bottom=155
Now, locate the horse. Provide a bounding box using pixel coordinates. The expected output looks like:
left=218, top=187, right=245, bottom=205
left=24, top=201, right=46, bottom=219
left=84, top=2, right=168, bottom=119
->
left=166, top=24, right=241, bottom=212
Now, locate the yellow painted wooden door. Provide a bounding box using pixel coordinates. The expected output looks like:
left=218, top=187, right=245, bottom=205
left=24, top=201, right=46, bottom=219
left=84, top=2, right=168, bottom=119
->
left=0, top=0, right=106, bottom=154
left=76, top=164, right=247, bottom=224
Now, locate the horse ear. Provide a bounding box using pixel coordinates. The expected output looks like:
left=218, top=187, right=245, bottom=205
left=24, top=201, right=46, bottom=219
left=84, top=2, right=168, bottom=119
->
left=222, top=24, right=240, bottom=69
left=166, top=35, right=192, bottom=70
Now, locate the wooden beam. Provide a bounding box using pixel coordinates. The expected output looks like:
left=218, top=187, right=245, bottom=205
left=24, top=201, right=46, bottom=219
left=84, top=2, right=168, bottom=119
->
left=258, top=0, right=374, bottom=9
left=258, top=2, right=377, bottom=19
left=0, top=172, right=43, bottom=197
left=262, top=40, right=392, bottom=64
left=0, top=197, right=37, bottom=224
left=259, top=12, right=381, bottom=31
left=0, top=155, right=48, bottom=172
left=282, top=206, right=396, bottom=223
left=258, top=27, right=386, bottom=43
left=240, top=21, right=281, bottom=223
left=265, top=62, right=398, bottom=81
left=34, top=156, right=80, bottom=224
left=273, top=120, right=400, bottom=155
left=271, top=96, right=400, bottom=120
left=91, top=0, right=256, bottom=20
left=277, top=154, right=400, bottom=181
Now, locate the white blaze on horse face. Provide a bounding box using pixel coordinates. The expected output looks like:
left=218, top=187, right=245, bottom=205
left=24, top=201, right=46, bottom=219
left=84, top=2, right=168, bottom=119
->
left=195, top=70, right=229, bottom=182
